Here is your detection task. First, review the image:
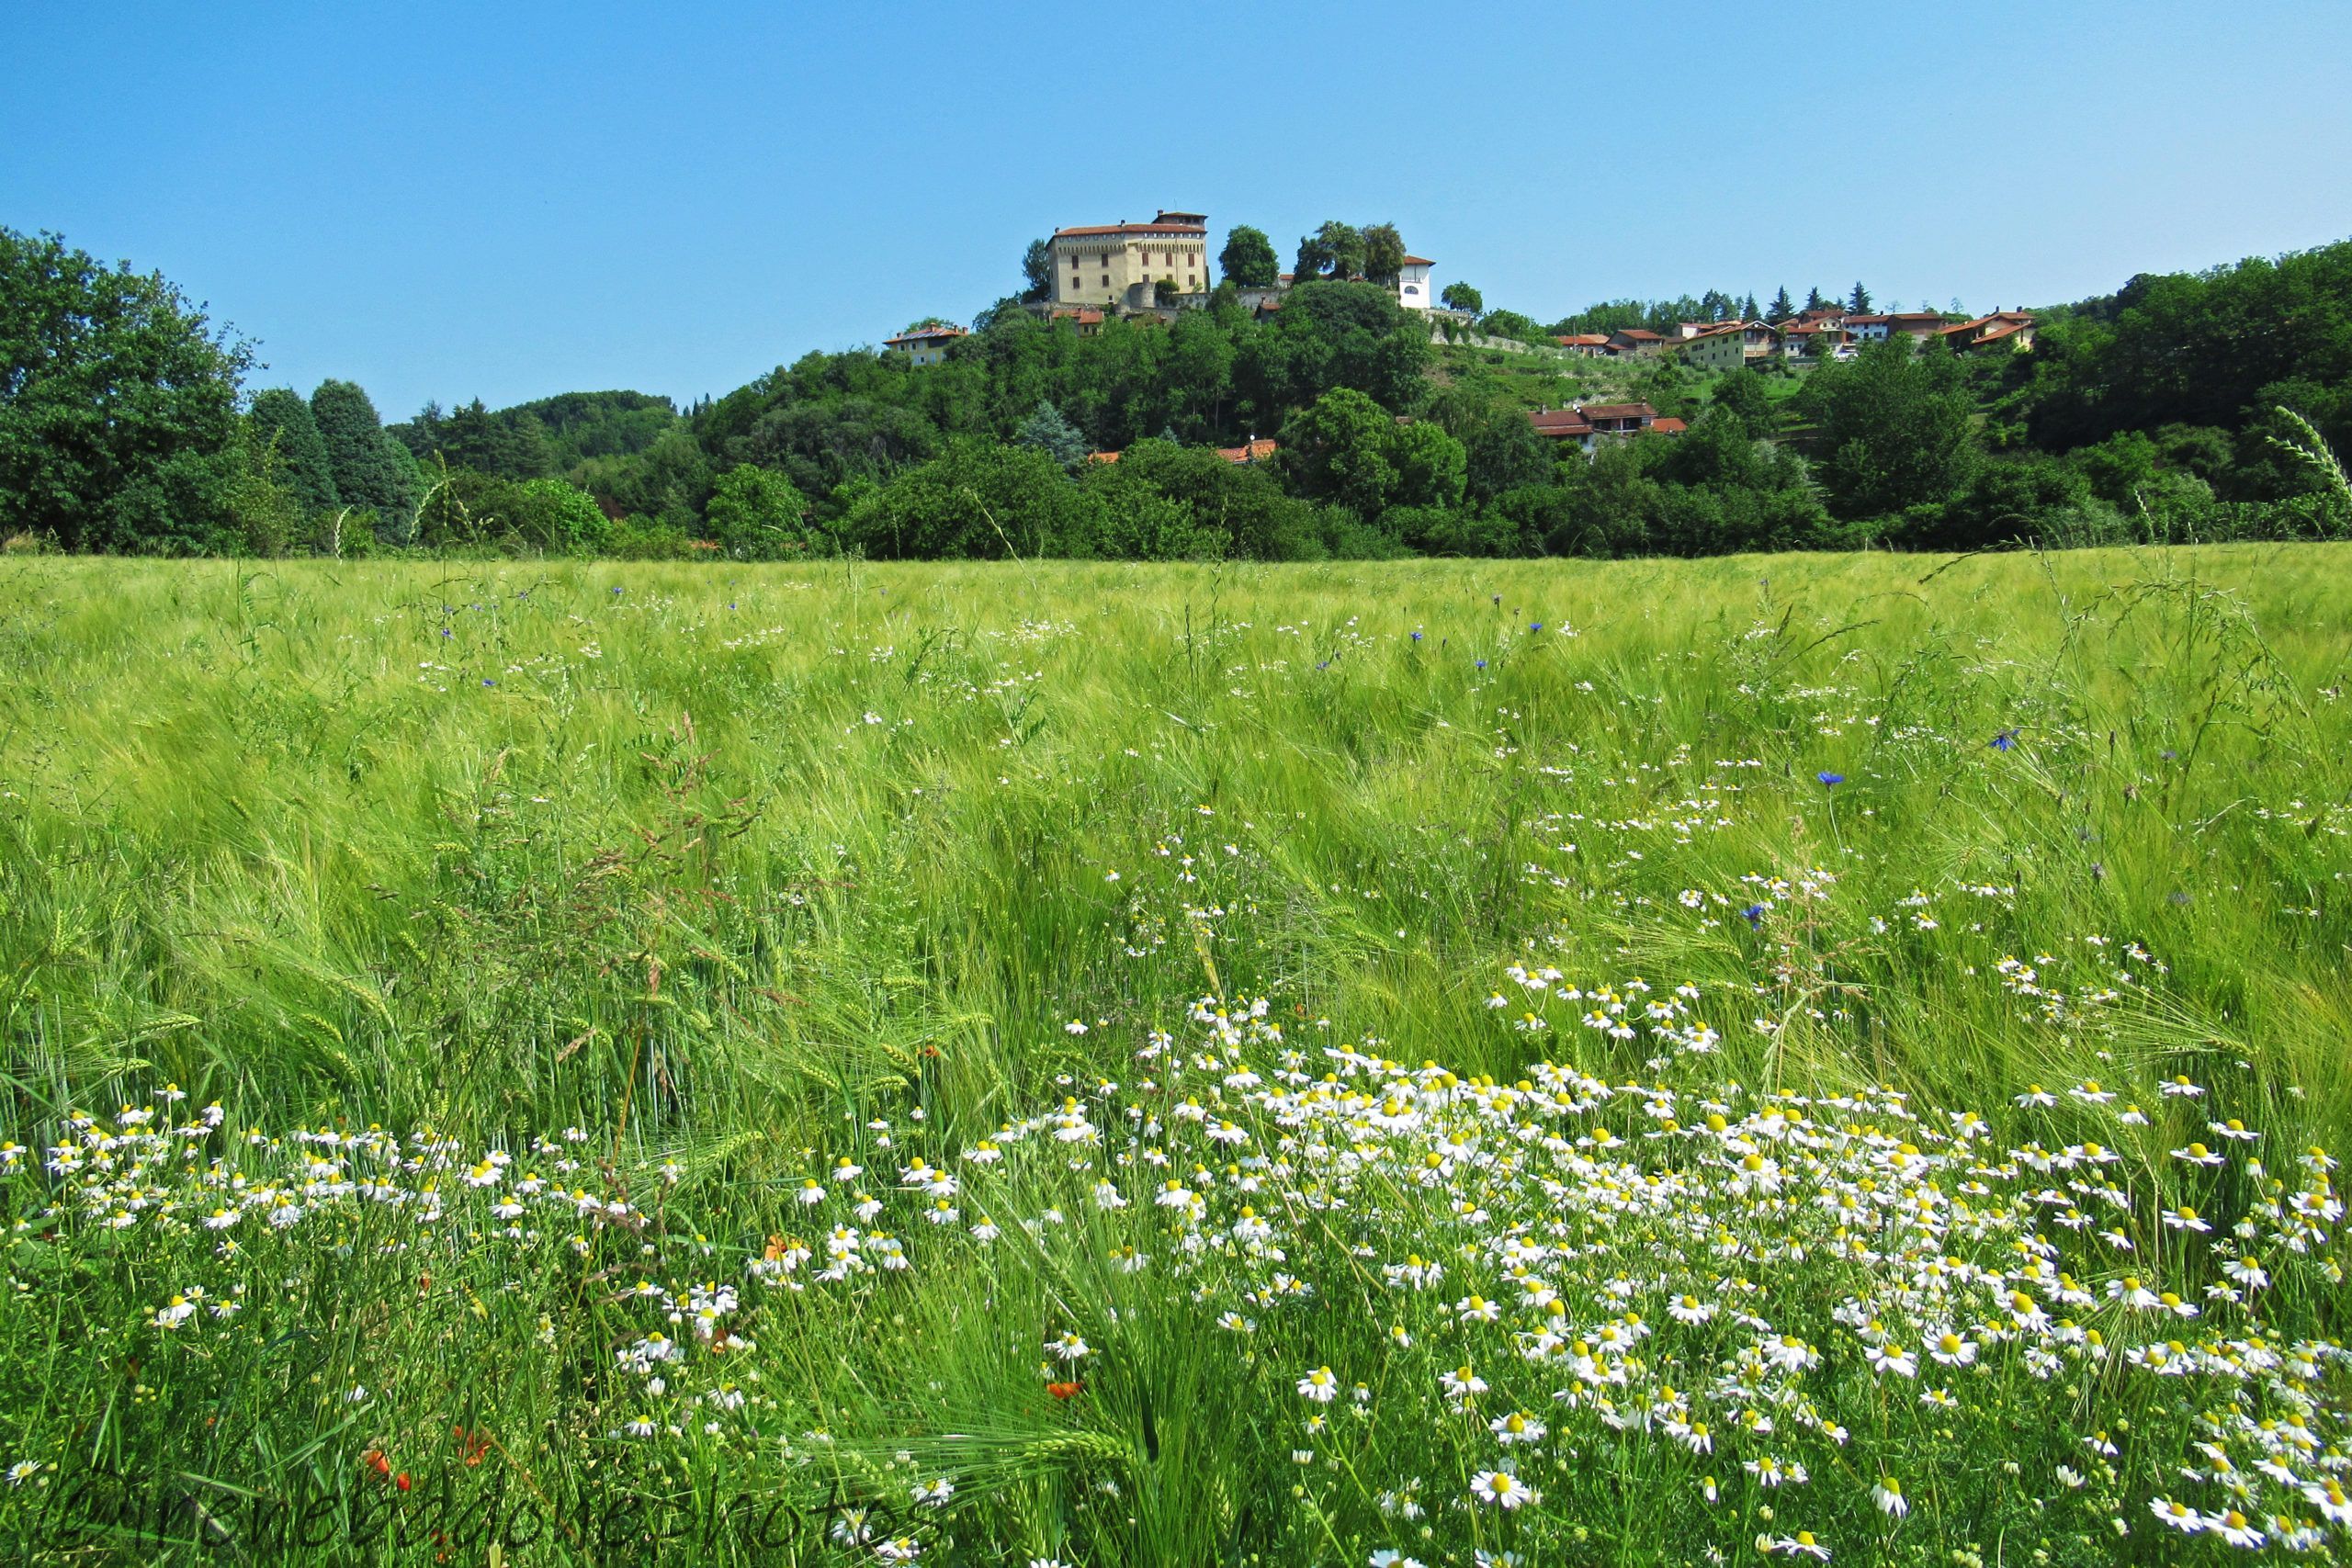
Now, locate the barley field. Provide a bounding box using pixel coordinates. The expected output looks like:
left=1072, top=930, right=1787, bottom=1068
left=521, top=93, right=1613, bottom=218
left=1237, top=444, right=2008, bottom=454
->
left=1, top=547, right=2347, bottom=1565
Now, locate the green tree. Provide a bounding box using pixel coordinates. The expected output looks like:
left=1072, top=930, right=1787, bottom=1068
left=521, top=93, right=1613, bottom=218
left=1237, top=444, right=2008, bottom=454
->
left=0, top=228, right=253, bottom=552
left=1476, top=310, right=1545, bottom=344
left=1804, top=287, right=1827, bottom=314
left=1295, top=221, right=1364, bottom=283
left=311, top=379, right=418, bottom=537
left=706, top=463, right=809, bottom=558
left=1280, top=387, right=1396, bottom=518
left=1218, top=226, right=1279, bottom=288
left=1384, top=420, right=1467, bottom=513
left=1015, top=400, right=1088, bottom=468
left=1848, top=282, right=1873, bottom=314
left=247, top=388, right=339, bottom=513
left=1361, top=223, right=1407, bottom=287
left=1710, top=368, right=1777, bottom=439
left=1021, top=239, right=1053, bottom=303
left=1245, top=281, right=1431, bottom=413
left=506, top=478, right=611, bottom=553
left=1439, top=282, right=1484, bottom=315
left=1796, top=337, right=1978, bottom=519
left=846, top=440, right=1094, bottom=558
left=1280, top=387, right=1465, bottom=525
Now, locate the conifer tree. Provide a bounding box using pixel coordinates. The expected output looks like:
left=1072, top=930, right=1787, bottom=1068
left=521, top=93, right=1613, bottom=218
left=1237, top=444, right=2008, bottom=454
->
left=247, top=388, right=338, bottom=513
left=311, top=379, right=416, bottom=524
left=1767, top=287, right=1793, bottom=323
left=1848, top=281, right=1873, bottom=314
left=1015, top=400, right=1087, bottom=468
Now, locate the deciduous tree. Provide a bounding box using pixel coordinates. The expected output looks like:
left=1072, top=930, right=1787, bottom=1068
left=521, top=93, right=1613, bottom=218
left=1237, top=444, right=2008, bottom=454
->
left=0, top=228, right=252, bottom=552
left=1218, top=226, right=1279, bottom=288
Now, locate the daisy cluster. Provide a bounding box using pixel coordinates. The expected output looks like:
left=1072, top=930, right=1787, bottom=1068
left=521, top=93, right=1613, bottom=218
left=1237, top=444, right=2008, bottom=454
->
left=3, top=968, right=2346, bottom=1562
left=760, top=984, right=2346, bottom=1560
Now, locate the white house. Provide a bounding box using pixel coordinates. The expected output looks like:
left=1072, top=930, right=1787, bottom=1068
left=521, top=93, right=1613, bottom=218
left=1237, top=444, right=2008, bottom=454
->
left=1396, top=254, right=1435, bottom=310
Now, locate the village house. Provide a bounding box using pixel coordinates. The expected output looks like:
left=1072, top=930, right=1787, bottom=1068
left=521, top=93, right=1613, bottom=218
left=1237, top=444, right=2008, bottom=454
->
left=1050, top=210, right=1211, bottom=313
left=1606, top=328, right=1669, bottom=359
left=1396, top=254, right=1436, bottom=310
left=1525, top=402, right=1685, bottom=455
left=1679, top=320, right=1779, bottom=372
left=881, top=323, right=967, bottom=366
left=1778, top=319, right=1854, bottom=361
left=1844, top=310, right=1949, bottom=344
left=1939, top=310, right=2038, bottom=351
left=1554, top=333, right=1611, bottom=356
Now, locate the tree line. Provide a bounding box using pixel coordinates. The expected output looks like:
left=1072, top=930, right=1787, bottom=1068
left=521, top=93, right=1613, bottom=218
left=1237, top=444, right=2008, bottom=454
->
left=3, top=223, right=2346, bottom=561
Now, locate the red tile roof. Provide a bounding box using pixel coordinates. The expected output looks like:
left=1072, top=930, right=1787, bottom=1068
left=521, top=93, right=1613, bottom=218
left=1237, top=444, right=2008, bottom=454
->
left=1611, top=329, right=1665, bottom=342
left=1579, top=402, right=1657, bottom=421
left=1087, top=450, right=1120, bottom=464
left=1527, top=409, right=1595, bottom=438
left=1216, top=438, right=1278, bottom=464
left=1400, top=254, right=1435, bottom=267
left=1555, top=333, right=1611, bottom=347
left=1053, top=220, right=1206, bottom=238
left=1049, top=307, right=1105, bottom=325
left=1650, top=417, right=1688, bottom=434
left=883, top=324, right=967, bottom=347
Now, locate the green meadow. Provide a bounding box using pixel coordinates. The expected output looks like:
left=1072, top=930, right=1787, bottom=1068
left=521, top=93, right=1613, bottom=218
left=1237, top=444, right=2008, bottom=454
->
left=1, top=546, right=2347, bottom=1564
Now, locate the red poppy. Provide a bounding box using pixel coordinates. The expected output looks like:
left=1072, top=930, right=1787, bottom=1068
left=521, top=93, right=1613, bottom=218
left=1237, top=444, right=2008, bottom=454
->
left=395, top=1472, right=413, bottom=1492
left=1046, top=1381, right=1081, bottom=1401
left=453, top=1426, right=491, bottom=1466
left=363, top=1449, right=390, bottom=1478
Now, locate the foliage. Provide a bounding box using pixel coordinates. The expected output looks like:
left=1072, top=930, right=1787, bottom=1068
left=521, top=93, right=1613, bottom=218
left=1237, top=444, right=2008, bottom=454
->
left=705, top=463, right=810, bottom=558
left=1014, top=400, right=1088, bottom=468
left=1217, top=225, right=1278, bottom=288
left=0, top=227, right=252, bottom=553
left=246, top=388, right=340, bottom=513
left=311, top=378, right=419, bottom=541
left=1797, top=337, right=1979, bottom=519
left=1293, top=220, right=1364, bottom=284
left=1020, top=238, right=1053, bottom=303
left=1360, top=221, right=1406, bottom=286
left=1439, top=281, right=1484, bottom=315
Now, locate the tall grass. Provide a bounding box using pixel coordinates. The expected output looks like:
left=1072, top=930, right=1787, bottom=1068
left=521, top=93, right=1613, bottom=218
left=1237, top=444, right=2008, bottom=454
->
left=0, top=546, right=2346, bottom=1563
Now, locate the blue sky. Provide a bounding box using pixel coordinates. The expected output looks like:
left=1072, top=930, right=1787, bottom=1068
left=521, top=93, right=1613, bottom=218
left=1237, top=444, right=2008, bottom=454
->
left=6, top=1, right=2349, bottom=419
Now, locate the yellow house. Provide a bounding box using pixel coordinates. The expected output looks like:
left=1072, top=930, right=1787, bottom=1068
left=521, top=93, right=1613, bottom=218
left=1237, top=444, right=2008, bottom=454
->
left=882, top=324, right=967, bottom=367
left=1050, top=210, right=1210, bottom=312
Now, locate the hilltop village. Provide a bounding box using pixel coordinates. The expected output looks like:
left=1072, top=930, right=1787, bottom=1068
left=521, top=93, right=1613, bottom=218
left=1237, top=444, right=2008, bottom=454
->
left=880, top=208, right=2039, bottom=463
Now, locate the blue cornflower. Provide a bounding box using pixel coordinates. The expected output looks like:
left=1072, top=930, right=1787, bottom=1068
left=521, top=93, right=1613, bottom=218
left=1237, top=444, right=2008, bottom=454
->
left=612, top=586, right=624, bottom=595
left=481, top=678, right=495, bottom=687
left=1476, top=659, right=1488, bottom=670
left=1741, top=904, right=1767, bottom=929
left=1817, top=772, right=1844, bottom=787
left=1411, top=630, right=1423, bottom=642
left=440, top=627, right=452, bottom=638
left=1990, top=728, right=2018, bottom=751
left=1530, top=622, right=1543, bottom=634
left=1317, top=660, right=1329, bottom=671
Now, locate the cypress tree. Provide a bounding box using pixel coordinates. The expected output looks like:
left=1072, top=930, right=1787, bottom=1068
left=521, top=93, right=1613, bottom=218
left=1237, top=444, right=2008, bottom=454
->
left=247, top=389, right=339, bottom=512
left=311, top=379, right=415, bottom=522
